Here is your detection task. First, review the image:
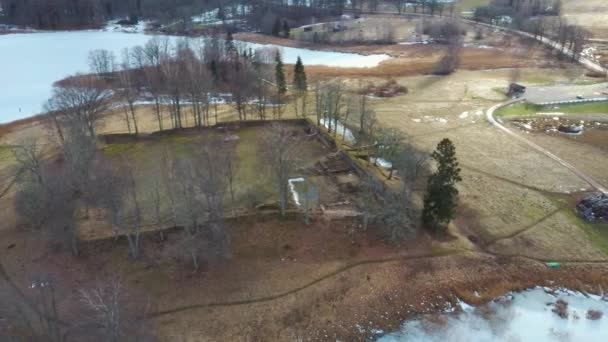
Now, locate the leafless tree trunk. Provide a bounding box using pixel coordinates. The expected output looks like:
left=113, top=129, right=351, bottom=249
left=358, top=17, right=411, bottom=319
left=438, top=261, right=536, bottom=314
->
left=45, top=75, right=111, bottom=139
left=118, top=49, right=141, bottom=135
left=88, top=49, right=116, bottom=77
left=77, top=277, right=152, bottom=342
left=259, top=123, right=301, bottom=216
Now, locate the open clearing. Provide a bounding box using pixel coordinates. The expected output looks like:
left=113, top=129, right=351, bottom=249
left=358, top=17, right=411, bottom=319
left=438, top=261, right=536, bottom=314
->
left=563, top=0, right=608, bottom=38
left=363, top=67, right=608, bottom=261
left=79, top=121, right=359, bottom=240
left=496, top=101, right=608, bottom=117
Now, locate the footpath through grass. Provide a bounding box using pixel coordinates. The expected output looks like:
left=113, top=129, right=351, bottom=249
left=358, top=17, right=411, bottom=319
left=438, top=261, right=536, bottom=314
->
left=496, top=101, right=608, bottom=117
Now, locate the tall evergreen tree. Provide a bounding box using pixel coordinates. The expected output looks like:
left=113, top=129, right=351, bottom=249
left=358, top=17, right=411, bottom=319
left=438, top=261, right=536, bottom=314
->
left=293, top=56, right=307, bottom=92
left=275, top=51, right=287, bottom=96
left=272, top=17, right=282, bottom=37
left=217, top=4, right=226, bottom=21
left=422, top=138, right=462, bottom=231
left=225, top=31, right=236, bottom=55
left=282, top=20, right=290, bottom=38
left=292, top=56, right=308, bottom=117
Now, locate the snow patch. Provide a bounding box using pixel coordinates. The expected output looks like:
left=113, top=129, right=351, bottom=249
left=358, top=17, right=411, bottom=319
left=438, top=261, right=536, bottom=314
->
left=288, top=178, right=305, bottom=206
left=376, top=287, right=608, bottom=341
left=319, top=118, right=356, bottom=143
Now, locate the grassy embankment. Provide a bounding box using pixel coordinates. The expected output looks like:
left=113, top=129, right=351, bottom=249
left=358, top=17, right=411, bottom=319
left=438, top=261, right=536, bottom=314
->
left=96, top=124, right=331, bottom=237
left=496, top=101, right=608, bottom=117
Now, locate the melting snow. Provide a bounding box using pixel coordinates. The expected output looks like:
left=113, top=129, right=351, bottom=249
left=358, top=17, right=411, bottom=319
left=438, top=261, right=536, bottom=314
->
left=376, top=287, right=608, bottom=342
left=319, top=118, right=356, bottom=143
left=288, top=178, right=305, bottom=206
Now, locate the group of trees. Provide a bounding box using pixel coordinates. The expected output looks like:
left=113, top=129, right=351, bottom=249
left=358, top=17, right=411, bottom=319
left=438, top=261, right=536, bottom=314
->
left=62, top=35, right=309, bottom=136
left=388, top=0, right=457, bottom=16
left=311, top=79, right=461, bottom=238
left=11, top=24, right=462, bottom=265
left=12, top=133, right=236, bottom=274
left=0, top=0, right=249, bottom=29
left=0, top=270, right=153, bottom=341
left=475, top=0, right=562, bottom=19
left=13, top=30, right=313, bottom=266
left=14, top=35, right=293, bottom=269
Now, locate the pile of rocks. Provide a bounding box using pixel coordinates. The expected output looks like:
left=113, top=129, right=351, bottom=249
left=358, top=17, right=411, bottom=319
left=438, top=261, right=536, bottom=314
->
left=577, top=192, right=608, bottom=222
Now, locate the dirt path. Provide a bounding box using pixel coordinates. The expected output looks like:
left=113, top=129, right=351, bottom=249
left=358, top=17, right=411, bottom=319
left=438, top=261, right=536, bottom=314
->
left=486, top=99, right=608, bottom=193
left=145, top=246, right=608, bottom=318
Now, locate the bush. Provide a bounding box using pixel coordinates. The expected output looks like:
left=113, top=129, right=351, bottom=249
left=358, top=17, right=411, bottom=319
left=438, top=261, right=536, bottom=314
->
left=362, top=80, right=408, bottom=98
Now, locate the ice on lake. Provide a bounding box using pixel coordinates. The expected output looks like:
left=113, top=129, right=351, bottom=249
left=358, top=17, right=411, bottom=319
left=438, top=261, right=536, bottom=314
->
left=377, top=287, right=608, bottom=342
left=0, top=30, right=389, bottom=124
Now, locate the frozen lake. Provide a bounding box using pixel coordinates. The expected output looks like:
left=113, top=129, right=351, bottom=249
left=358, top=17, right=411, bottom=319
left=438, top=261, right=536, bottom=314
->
left=0, top=30, right=389, bottom=124
left=377, top=287, right=608, bottom=342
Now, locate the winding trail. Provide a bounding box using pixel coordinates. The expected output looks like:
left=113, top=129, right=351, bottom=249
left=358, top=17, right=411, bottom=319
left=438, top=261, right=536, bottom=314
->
left=486, top=99, right=608, bottom=193
left=146, top=249, right=608, bottom=318
left=2, top=243, right=608, bottom=321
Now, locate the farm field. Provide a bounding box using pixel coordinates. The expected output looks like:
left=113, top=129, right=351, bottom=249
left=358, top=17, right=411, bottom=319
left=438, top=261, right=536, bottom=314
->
left=563, top=0, right=608, bottom=38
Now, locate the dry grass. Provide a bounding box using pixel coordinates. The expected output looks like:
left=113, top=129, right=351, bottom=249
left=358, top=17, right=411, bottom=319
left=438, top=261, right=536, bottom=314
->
left=304, top=46, right=565, bottom=80
left=365, top=67, right=607, bottom=259
left=563, top=0, right=608, bottom=38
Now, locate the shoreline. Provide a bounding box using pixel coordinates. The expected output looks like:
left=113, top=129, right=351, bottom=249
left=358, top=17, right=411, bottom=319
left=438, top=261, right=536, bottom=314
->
left=315, top=254, right=608, bottom=341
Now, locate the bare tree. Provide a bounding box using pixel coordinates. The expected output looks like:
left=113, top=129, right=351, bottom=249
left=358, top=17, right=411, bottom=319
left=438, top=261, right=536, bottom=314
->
left=45, top=75, right=111, bottom=139
left=62, top=124, right=97, bottom=214
left=374, top=128, right=405, bottom=180
left=352, top=91, right=377, bottom=138
left=259, top=123, right=301, bottom=216
left=11, top=138, right=46, bottom=186
left=393, top=142, right=429, bottom=202
left=93, top=156, right=143, bottom=259
left=77, top=278, right=152, bottom=342
left=0, top=274, right=63, bottom=342
left=252, top=48, right=275, bottom=120
left=149, top=178, right=165, bottom=241
left=118, top=48, right=141, bottom=135
left=12, top=140, right=79, bottom=255
left=88, top=49, right=116, bottom=77
left=142, top=37, right=172, bottom=131
left=217, top=135, right=238, bottom=217
left=161, top=59, right=183, bottom=129
left=316, top=81, right=345, bottom=137
left=161, top=139, right=231, bottom=271
left=184, top=46, right=212, bottom=127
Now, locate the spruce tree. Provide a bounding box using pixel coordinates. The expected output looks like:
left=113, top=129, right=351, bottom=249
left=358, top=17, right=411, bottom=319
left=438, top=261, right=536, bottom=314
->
left=282, top=20, right=290, bottom=38
left=422, top=138, right=462, bottom=231
left=225, top=31, right=236, bottom=55
left=275, top=51, right=287, bottom=96
left=272, top=18, right=281, bottom=37
left=217, top=5, right=226, bottom=21
left=293, top=56, right=308, bottom=117
left=293, top=56, right=307, bottom=93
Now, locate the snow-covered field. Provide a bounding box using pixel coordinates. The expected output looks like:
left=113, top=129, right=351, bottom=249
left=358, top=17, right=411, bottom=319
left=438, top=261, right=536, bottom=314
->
left=0, top=30, right=389, bottom=124
left=377, top=287, right=608, bottom=342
